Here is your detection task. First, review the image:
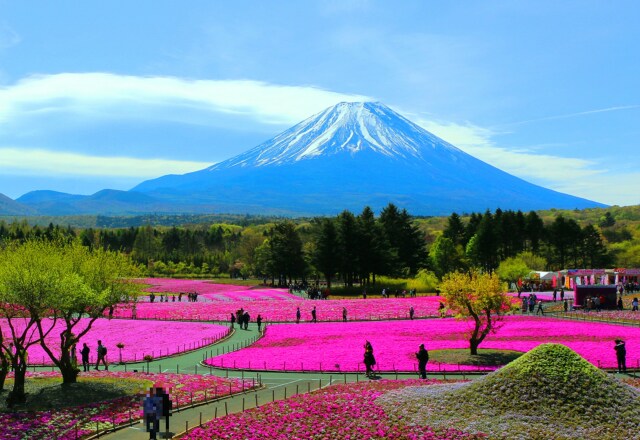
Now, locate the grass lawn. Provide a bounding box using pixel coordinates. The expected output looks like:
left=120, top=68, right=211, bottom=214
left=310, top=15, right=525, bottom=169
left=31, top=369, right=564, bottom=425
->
left=430, top=348, right=523, bottom=366
left=0, top=375, right=151, bottom=412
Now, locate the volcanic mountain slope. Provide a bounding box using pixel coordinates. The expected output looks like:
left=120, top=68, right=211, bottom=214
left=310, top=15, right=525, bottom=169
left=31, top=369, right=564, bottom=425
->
left=11, top=102, right=605, bottom=216
left=133, top=102, right=604, bottom=216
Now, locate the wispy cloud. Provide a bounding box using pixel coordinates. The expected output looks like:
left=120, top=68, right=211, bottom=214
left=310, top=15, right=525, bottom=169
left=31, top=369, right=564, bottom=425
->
left=0, top=147, right=211, bottom=178
left=411, top=117, right=632, bottom=205
left=0, top=23, right=20, bottom=50
left=497, top=105, right=640, bottom=128
left=0, top=73, right=371, bottom=127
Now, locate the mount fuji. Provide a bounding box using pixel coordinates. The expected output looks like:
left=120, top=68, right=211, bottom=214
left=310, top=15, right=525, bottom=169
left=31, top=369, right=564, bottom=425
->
left=13, top=102, right=604, bottom=216
left=131, top=102, right=604, bottom=215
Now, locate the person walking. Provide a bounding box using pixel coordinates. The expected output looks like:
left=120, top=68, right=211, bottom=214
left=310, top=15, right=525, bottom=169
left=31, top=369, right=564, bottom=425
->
left=615, top=339, right=627, bottom=373
left=536, top=300, right=544, bottom=316
left=415, top=344, right=429, bottom=379
left=95, top=340, right=108, bottom=371
left=296, top=307, right=301, bottom=324
left=563, top=299, right=568, bottom=312
left=409, top=306, right=414, bottom=320
left=311, top=306, right=317, bottom=323
left=243, top=311, right=250, bottom=330
left=363, top=341, right=376, bottom=378
left=632, top=298, right=638, bottom=312
left=230, top=313, right=236, bottom=329
left=342, top=307, right=347, bottom=322
left=81, top=343, right=90, bottom=372
left=438, top=302, right=446, bottom=318
left=256, top=314, right=263, bottom=332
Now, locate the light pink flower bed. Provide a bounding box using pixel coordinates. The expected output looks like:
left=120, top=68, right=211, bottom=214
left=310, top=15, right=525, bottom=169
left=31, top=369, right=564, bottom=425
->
left=113, top=295, right=451, bottom=322
left=1, top=318, right=228, bottom=365
left=204, top=316, right=638, bottom=372
left=141, top=278, right=298, bottom=301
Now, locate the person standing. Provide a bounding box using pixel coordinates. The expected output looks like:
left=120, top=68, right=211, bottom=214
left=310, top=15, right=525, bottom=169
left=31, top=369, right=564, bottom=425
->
left=415, top=344, right=429, bottom=379
left=81, top=343, right=90, bottom=372
left=243, top=311, right=250, bottom=330
left=342, top=307, right=347, bottom=322
left=95, top=340, right=108, bottom=371
left=618, top=296, right=624, bottom=311
left=256, top=314, right=263, bottom=332
left=311, top=306, right=317, bottom=323
left=536, top=300, right=544, bottom=315
left=363, top=341, right=376, bottom=377
left=296, top=307, right=301, bottom=324
left=632, top=298, right=638, bottom=312
left=438, top=302, right=446, bottom=318
left=230, top=313, right=236, bottom=329
left=409, top=306, right=414, bottom=320
left=615, top=339, right=627, bottom=373
left=563, top=299, right=568, bottom=312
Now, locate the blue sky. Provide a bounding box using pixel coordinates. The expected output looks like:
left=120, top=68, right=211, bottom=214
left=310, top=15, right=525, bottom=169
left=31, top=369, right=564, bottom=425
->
left=0, top=1, right=638, bottom=205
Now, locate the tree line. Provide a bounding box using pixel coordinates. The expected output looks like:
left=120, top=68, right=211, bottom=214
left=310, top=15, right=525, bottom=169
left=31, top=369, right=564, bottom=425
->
left=0, top=204, right=614, bottom=286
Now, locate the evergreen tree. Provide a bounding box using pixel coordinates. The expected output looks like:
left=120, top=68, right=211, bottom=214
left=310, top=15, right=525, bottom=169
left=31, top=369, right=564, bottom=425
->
left=337, top=210, right=360, bottom=286
left=312, top=218, right=339, bottom=288
left=443, top=212, right=466, bottom=246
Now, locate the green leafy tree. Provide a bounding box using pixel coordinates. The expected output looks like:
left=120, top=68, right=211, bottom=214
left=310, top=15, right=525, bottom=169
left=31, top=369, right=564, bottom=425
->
left=496, top=256, right=531, bottom=285
left=440, top=271, right=512, bottom=355
left=0, top=240, right=141, bottom=393
left=0, top=241, right=74, bottom=404
left=517, top=251, right=547, bottom=271
left=429, top=235, right=463, bottom=278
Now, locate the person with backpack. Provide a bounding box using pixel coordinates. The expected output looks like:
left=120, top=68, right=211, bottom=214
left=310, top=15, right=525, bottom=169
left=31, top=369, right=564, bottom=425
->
left=95, top=340, right=108, bottom=371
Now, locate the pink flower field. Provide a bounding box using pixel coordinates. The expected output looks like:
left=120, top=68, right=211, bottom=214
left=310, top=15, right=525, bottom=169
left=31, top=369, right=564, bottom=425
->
left=113, top=295, right=452, bottom=322
left=141, top=278, right=299, bottom=301
left=204, top=316, right=639, bottom=372
left=183, top=380, right=483, bottom=440
left=0, top=371, right=255, bottom=440
left=0, top=318, right=229, bottom=365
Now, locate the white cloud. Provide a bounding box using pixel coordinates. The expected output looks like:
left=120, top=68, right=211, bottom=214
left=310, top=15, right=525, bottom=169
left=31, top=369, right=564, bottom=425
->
left=410, top=117, right=639, bottom=206
left=0, top=73, right=372, bottom=127
left=0, top=147, right=211, bottom=178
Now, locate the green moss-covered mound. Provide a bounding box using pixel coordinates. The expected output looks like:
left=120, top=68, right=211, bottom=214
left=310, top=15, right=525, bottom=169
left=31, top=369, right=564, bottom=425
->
left=378, top=344, right=640, bottom=439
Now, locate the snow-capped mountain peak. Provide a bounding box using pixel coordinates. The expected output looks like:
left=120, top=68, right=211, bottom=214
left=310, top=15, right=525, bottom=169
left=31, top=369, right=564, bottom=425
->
left=208, top=101, right=462, bottom=170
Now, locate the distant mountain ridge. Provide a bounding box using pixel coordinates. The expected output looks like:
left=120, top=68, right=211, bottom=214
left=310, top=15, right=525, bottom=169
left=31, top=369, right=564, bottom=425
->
left=5, top=102, right=605, bottom=216
left=0, top=192, right=36, bottom=216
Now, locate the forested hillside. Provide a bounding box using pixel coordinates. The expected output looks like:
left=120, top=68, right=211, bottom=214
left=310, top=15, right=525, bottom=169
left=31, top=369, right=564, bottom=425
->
left=1, top=204, right=638, bottom=286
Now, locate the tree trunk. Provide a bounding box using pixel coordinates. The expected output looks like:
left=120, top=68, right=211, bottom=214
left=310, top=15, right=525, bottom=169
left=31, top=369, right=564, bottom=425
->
left=59, top=350, right=79, bottom=384
left=0, top=358, right=8, bottom=391
left=7, top=354, right=27, bottom=406
left=469, top=339, right=480, bottom=356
